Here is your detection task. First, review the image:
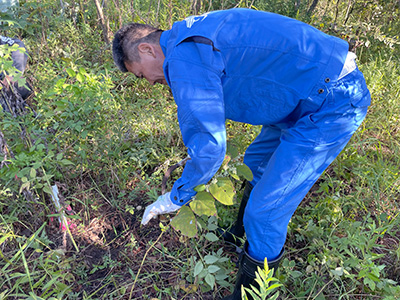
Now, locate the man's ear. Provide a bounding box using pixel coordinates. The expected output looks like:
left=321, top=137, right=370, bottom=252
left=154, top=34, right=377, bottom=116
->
left=137, top=43, right=155, bottom=57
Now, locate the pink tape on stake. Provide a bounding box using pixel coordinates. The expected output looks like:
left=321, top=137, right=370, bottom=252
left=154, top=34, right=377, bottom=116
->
left=50, top=185, right=75, bottom=231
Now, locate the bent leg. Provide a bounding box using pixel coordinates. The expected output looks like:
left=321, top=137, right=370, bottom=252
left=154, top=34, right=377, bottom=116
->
left=244, top=69, right=370, bottom=261
left=243, top=125, right=282, bottom=186
left=222, top=126, right=281, bottom=244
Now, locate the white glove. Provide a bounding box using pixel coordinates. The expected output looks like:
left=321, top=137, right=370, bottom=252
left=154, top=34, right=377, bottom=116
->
left=141, top=192, right=181, bottom=225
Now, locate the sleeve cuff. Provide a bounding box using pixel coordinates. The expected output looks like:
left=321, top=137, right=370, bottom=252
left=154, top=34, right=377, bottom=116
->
left=170, top=187, right=197, bottom=206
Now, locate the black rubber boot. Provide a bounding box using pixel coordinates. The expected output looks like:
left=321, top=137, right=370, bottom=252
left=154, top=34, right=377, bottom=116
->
left=221, top=181, right=253, bottom=248
left=15, top=81, right=33, bottom=100
left=222, top=242, right=284, bottom=300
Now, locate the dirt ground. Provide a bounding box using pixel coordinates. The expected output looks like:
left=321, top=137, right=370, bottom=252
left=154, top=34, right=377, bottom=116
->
left=3, top=173, right=399, bottom=300
left=44, top=184, right=232, bottom=300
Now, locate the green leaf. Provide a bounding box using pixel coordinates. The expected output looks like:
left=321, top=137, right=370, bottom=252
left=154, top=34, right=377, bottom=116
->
left=76, top=73, right=84, bottom=83
left=189, top=192, right=217, bottom=216
left=194, top=261, right=204, bottom=277
left=266, top=283, right=283, bottom=291
left=66, top=68, right=76, bottom=77
left=227, top=142, right=239, bottom=159
left=78, top=67, right=86, bottom=74
left=209, top=177, right=235, bottom=205
left=61, top=57, right=72, bottom=63
left=32, top=162, right=42, bottom=169
left=290, top=270, right=303, bottom=279
left=364, top=277, right=376, bottom=291
left=229, top=171, right=240, bottom=181
left=330, top=267, right=344, bottom=277
left=60, top=159, right=74, bottom=166
left=204, top=255, right=219, bottom=264
left=207, top=222, right=218, bottom=231
left=81, top=130, right=89, bottom=138
left=366, top=272, right=380, bottom=282
left=19, top=182, right=30, bottom=193
left=55, top=100, right=67, bottom=110
left=43, top=185, right=52, bottom=195
left=205, top=232, right=219, bottom=242
left=198, top=269, right=208, bottom=279
left=215, top=273, right=229, bottom=280
left=17, top=167, right=30, bottom=178
left=42, top=274, right=61, bottom=291
left=29, top=168, right=36, bottom=179
left=236, top=164, right=253, bottom=181
left=194, top=184, right=206, bottom=192
left=42, top=174, right=54, bottom=181
left=205, top=273, right=215, bottom=289
left=207, top=265, right=220, bottom=273
left=170, top=206, right=197, bottom=238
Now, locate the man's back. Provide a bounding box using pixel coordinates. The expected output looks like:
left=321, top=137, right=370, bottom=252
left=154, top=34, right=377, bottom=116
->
left=161, top=8, right=350, bottom=125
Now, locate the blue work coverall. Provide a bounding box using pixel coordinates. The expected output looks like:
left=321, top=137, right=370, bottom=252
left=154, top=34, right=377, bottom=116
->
left=0, top=35, right=31, bottom=99
left=0, top=35, right=28, bottom=75
left=160, top=8, right=371, bottom=261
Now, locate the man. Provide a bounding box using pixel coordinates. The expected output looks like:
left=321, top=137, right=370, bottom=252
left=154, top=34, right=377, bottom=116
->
left=112, top=8, right=370, bottom=299
left=0, top=34, right=33, bottom=101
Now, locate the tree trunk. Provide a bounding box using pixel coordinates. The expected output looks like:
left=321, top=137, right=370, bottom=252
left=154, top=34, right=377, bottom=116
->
left=112, top=0, right=123, bottom=28
left=323, top=0, right=331, bottom=17
left=93, top=0, right=110, bottom=44
left=334, top=0, right=341, bottom=25
left=146, top=0, right=153, bottom=23
left=168, top=0, right=173, bottom=28
left=344, top=0, right=355, bottom=25
left=307, top=0, right=319, bottom=15
left=191, top=0, right=201, bottom=14
left=294, top=0, right=301, bottom=10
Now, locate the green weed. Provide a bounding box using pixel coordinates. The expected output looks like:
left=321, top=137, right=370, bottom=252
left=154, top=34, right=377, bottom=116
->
left=0, top=0, right=399, bottom=299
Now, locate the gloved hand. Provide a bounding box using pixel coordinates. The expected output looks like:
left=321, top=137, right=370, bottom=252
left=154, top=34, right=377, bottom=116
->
left=141, top=192, right=181, bottom=225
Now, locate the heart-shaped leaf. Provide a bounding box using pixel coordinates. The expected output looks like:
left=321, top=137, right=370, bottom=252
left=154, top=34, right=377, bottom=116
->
left=236, top=164, right=253, bottom=181
left=227, top=142, right=239, bottom=159
left=171, top=206, right=197, bottom=238
left=189, top=192, right=217, bottom=216
left=209, top=177, right=235, bottom=205
left=194, top=261, right=204, bottom=277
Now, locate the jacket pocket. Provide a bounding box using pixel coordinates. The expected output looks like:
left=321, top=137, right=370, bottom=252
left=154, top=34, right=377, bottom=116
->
left=345, top=69, right=371, bottom=108
left=350, top=89, right=371, bottom=108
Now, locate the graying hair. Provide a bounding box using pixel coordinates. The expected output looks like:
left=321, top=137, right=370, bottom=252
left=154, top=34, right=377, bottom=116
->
left=112, top=23, right=163, bottom=72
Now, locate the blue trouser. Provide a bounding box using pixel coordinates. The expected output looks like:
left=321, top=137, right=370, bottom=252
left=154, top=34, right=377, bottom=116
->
left=243, top=68, right=370, bottom=261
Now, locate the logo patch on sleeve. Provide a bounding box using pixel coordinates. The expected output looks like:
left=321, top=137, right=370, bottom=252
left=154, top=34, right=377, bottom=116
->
left=0, top=35, right=15, bottom=46
left=185, top=13, right=209, bottom=28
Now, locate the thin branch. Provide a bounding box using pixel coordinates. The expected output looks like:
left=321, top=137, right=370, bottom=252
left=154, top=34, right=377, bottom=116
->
left=93, top=0, right=110, bottom=44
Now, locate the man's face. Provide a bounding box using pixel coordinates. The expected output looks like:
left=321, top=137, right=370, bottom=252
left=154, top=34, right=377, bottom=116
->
left=125, top=43, right=167, bottom=86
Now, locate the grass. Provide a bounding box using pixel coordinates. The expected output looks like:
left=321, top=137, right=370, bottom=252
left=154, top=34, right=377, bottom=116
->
left=1, top=0, right=400, bottom=299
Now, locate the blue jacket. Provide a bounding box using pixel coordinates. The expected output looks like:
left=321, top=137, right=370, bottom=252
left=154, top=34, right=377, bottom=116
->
left=159, top=8, right=350, bottom=205
left=0, top=35, right=28, bottom=74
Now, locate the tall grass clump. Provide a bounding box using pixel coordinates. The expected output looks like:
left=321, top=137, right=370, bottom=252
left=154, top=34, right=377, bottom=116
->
left=0, top=0, right=399, bottom=299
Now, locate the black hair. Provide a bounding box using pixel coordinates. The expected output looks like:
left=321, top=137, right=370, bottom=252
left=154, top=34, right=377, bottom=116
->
left=112, top=23, right=163, bottom=72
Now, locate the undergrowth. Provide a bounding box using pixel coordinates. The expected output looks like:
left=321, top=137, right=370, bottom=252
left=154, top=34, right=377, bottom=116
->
left=0, top=0, right=399, bottom=299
